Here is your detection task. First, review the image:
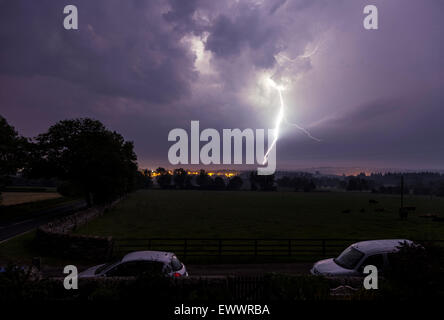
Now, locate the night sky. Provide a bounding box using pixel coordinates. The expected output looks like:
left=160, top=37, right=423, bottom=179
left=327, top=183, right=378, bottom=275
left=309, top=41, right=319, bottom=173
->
left=0, top=0, right=443, bottom=171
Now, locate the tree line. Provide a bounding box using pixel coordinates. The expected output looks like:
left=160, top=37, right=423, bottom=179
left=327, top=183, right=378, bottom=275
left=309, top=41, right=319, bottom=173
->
left=276, top=171, right=444, bottom=196
left=150, top=168, right=245, bottom=191
left=150, top=168, right=282, bottom=191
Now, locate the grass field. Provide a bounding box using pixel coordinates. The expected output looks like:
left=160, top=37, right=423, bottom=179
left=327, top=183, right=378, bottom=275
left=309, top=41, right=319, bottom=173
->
left=1, top=192, right=61, bottom=206
left=75, top=190, right=444, bottom=240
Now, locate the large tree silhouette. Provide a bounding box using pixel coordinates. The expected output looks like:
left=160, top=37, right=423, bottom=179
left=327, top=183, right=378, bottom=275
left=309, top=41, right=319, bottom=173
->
left=155, top=167, right=172, bottom=189
left=28, top=118, right=138, bottom=206
left=0, top=116, right=29, bottom=203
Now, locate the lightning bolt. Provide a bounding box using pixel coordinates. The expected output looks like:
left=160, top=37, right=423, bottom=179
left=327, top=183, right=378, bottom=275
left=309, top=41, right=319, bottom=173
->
left=262, top=42, right=324, bottom=165
left=263, top=79, right=285, bottom=165
left=263, top=78, right=321, bottom=165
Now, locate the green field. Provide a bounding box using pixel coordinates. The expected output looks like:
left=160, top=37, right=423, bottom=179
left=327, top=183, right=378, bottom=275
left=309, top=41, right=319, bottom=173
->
left=75, top=190, right=444, bottom=240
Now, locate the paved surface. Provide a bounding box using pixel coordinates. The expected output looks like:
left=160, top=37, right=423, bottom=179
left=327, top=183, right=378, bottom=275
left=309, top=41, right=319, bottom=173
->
left=0, top=200, right=87, bottom=243
left=187, top=263, right=313, bottom=276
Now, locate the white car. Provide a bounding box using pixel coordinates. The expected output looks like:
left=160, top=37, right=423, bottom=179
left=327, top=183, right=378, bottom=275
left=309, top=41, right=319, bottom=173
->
left=310, top=239, right=413, bottom=277
left=79, top=251, right=188, bottom=278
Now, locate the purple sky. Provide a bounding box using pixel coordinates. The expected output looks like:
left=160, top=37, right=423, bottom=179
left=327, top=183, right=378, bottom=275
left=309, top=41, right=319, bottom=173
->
left=1, top=0, right=443, bottom=171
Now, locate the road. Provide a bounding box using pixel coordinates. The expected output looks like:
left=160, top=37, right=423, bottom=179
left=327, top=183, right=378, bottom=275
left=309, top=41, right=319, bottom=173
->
left=187, top=263, right=312, bottom=276
left=0, top=200, right=87, bottom=243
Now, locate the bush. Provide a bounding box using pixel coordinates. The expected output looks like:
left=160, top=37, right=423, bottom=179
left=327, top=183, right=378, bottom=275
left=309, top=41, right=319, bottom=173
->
left=375, top=241, right=444, bottom=300
left=0, top=265, right=50, bottom=301
left=263, top=274, right=330, bottom=300
left=0, top=271, right=336, bottom=301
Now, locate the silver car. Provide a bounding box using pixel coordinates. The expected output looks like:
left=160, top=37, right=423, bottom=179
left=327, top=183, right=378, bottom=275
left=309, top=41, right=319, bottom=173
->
left=79, top=251, right=188, bottom=278
left=310, top=239, right=413, bottom=277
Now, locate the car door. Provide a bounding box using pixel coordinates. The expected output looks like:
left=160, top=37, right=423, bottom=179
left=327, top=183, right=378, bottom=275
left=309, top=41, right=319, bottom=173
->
left=136, top=261, right=167, bottom=276
left=357, top=254, right=385, bottom=275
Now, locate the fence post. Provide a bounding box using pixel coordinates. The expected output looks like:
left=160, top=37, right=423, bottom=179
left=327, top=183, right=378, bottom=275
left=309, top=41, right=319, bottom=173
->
left=254, top=240, right=258, bottom=257
left=218, top=239, right=222, bottom=257
left=322, top=239, right=326, bottom=257
left=288, top=239, right=291, bottom=256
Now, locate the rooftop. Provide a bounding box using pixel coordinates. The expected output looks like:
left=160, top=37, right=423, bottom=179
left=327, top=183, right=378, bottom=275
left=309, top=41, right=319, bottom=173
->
left=352, top=239, right=413, bottom=255
left=121, top=251, right=174, bottom=263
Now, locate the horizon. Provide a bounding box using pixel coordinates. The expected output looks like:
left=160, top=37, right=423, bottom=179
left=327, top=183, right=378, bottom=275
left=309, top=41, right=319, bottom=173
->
left=138, top=165, right=444, bottom=177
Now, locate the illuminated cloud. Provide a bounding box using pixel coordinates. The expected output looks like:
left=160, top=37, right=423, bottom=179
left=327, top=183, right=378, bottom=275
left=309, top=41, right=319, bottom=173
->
left=0, top=0, right=443, bottom=170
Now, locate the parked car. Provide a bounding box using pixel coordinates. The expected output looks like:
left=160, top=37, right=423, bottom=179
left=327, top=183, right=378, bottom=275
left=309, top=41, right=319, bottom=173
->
left=79, top=251, right=188, bottom=278
left=310, top=239, right=413, bottom=277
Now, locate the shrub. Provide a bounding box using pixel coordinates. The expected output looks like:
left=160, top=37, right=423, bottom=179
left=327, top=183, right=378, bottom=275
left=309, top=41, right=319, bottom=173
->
left=263, top=274, right=330, bottom=300
left=377, top=241, right=444, bottom=300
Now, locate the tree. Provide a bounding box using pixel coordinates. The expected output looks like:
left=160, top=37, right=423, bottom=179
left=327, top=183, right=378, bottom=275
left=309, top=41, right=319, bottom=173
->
left=137, top=169, right=153, bottom=189
left=436, top=181, right=444, bottom=197
left=0, top=116, right=29, bottom=204
left=292, top=177, right=316, bottom=192
left=384, top=241, right=444, bottom=299
left=27, top=118, right=138, bottom=206
left=214, top=176, right=225, bottom=190
left=276, top=176, right=292, bottom=188
left=196, top=169, right=212, bottom=189
left=173, top=168, right=191, bottom=189
left=227, top=176, right=243, bottom=190
left=250, top=171, right=275, bottom=191
left=155, top=167, right=172, bottom=189
left=346, top=177, right=369, bottom=191
left=249, top=171, right=258, bottom=191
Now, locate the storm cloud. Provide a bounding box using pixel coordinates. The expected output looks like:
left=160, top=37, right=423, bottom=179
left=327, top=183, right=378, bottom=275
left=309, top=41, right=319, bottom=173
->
left=0, top=0, right=443, bottom=170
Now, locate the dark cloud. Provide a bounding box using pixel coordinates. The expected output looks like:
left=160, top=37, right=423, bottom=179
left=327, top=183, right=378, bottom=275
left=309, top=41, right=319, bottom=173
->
left=279, top=87, right=444, bottom=169
left=0, top=0, right=196, bottom=103
left=163, top=0, right=201, bottom=35
left=0, top=0, right=443, bottom=170
left=205, top=5, right=281, bottom=68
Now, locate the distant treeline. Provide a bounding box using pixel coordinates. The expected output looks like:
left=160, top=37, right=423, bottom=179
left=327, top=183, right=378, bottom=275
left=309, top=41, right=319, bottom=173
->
left=143, top=168, right=274, bottom=191
left=276, top=171, right=444, bottom=196
left=144, top=168, right=444, bottom=196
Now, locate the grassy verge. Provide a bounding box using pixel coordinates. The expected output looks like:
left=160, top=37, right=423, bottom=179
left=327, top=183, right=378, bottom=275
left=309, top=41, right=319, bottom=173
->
left=0, top=231, right=36, bottom=264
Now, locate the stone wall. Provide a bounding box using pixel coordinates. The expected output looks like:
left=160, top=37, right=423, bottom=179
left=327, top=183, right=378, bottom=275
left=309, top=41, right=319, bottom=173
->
left=35, top=229, right=113, bottom=260
left=35, top=199, right=121, bottom=260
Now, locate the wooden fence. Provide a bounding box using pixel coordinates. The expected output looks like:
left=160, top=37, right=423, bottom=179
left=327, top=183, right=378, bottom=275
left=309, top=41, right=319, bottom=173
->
left=113, top=238, right=444, bottom=261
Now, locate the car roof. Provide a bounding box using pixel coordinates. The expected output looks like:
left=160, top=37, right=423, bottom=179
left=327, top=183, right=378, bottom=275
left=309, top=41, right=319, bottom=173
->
left=121, top=251, right=175, bottom=263
left=351, top=239, right=413, bottom=255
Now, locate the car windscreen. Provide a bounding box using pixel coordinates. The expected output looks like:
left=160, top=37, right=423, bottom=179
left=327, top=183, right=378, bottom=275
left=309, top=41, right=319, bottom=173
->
left=334, top=246, right=365, bottom=270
